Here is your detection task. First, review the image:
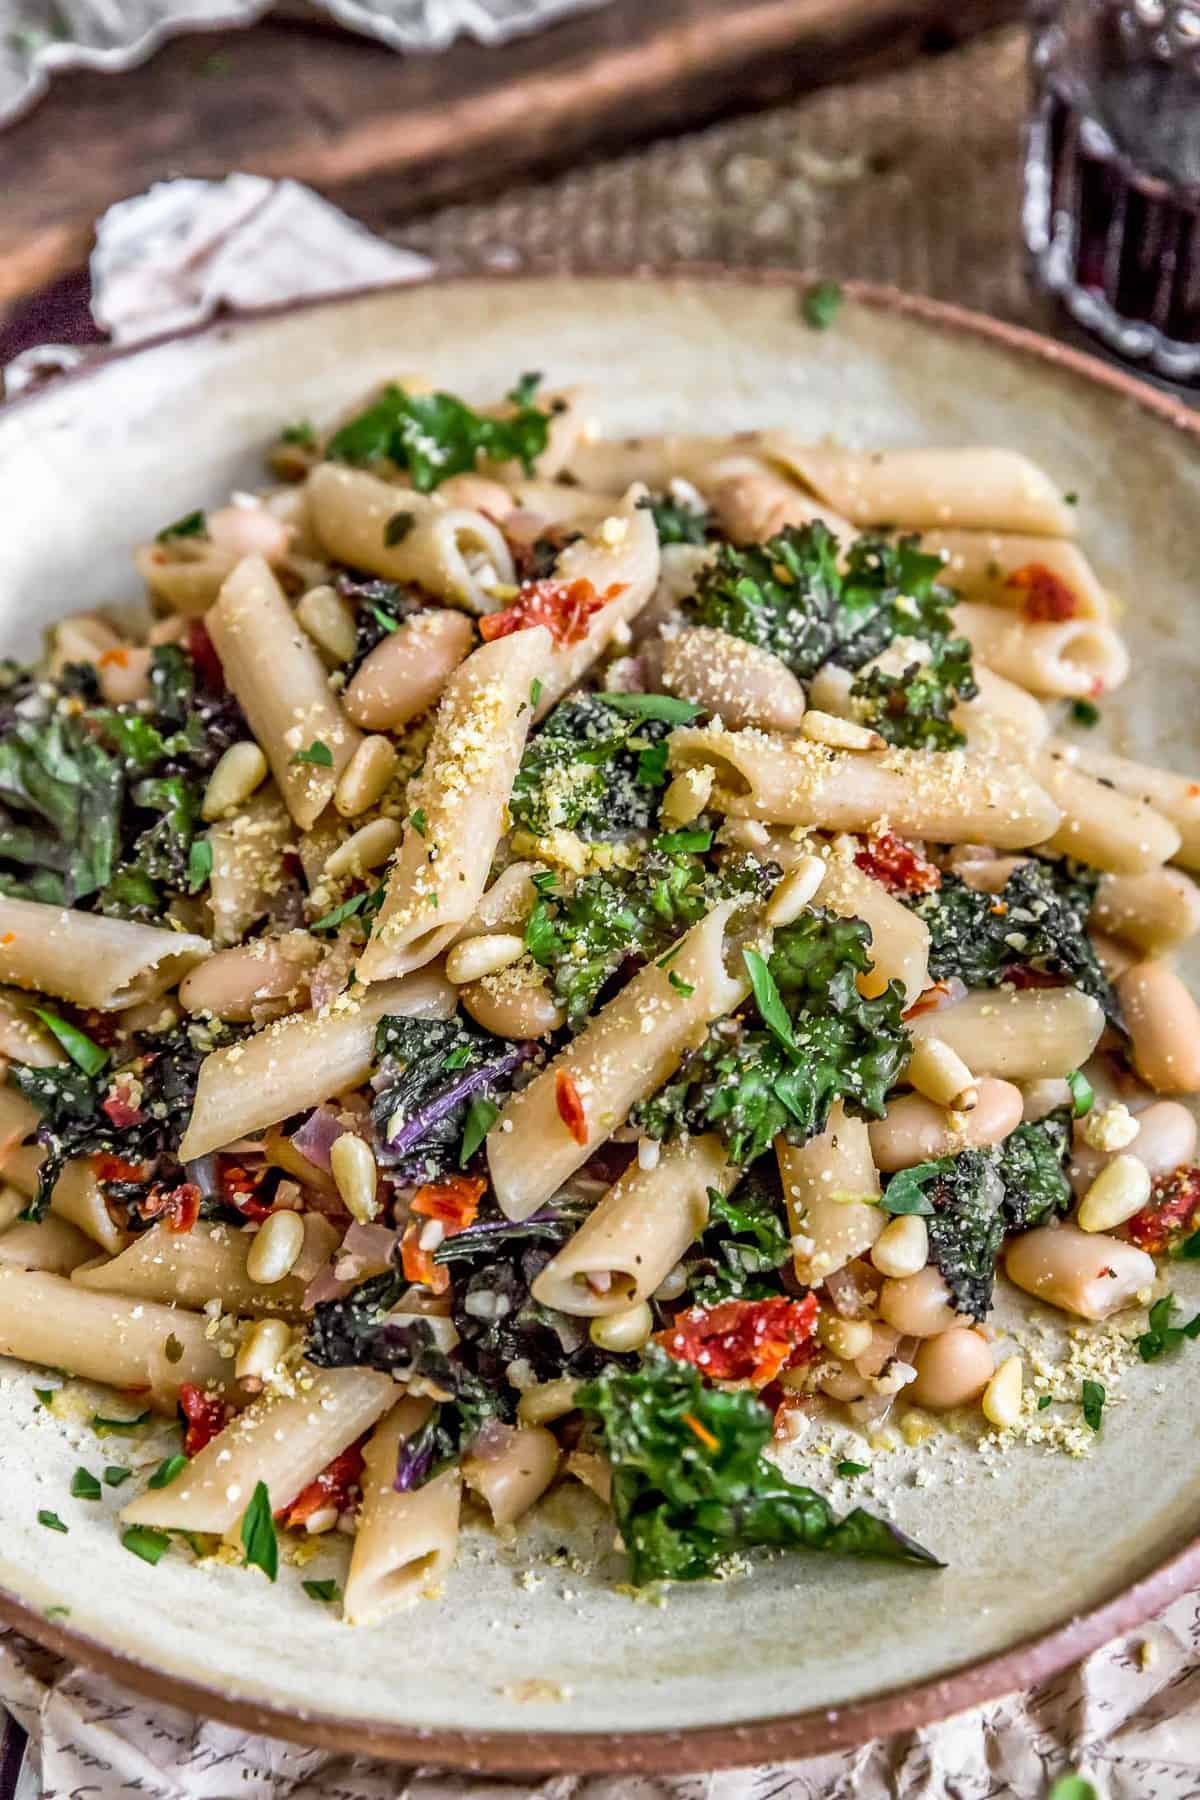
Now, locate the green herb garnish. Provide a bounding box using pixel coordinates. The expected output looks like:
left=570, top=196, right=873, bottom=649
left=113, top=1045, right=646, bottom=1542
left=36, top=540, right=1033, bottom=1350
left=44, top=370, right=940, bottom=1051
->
left=1137, top=1294, right=1200, bottom=1362
left=1066, top=1070, right=1094, bottom=1117
left=802, top=281, right=843, bottom=330
left=122, top=1525, right=171, bottom=1565
left=38, top=1510, right=68, bottom=1533
left=70, top=1468, right=102, bottom=1500
left=326, top=377, right=551, bottom=491
left=302, top=1578, right=342, bottom=1603
left=1081, top=1379, right=1105, bottom=1431
left=148, top=1453, right=188, bottom=1489
left=460, top=1096, right=499, bottom=1166
left=1070, top=698, right=1100, bottom=727
left=291, top=740, right=333, bottom=768
left=30, top=1008, right=108, bottom=1076
left=836, top=1460, right=869, bottom=1478
left=103, top=1466, right=133, bottom=1487
left=91, top=1409, right=152, bottom=1437
left=239, top=1480, right=278, bottom=1581
left=155, top=510, right=207, bottom=543
left=384, top=510, right=416, bottom=546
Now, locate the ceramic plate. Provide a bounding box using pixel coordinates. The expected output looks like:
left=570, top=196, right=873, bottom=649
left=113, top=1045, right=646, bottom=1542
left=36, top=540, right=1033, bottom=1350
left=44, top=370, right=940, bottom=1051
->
left=1, top=274, right=1199, bottom=1774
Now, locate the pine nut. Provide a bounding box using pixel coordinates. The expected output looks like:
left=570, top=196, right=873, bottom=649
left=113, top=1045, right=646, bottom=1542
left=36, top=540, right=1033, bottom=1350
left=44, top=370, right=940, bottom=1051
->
left=334, top=736, right=398, bottom=818
left=660, top=764, right=714, bottom=827
left=445, top=932, right=526, bottom=985
left=323, top=817, right=402, bottom=880
left=817, top=1313, right=874, bottom=1361
left=1077, top=1153, right=1152, bottom=1232
left=589, top=1301, right=654, bottom=1354
left=871, top=1214, right=929, bottom=1279
left=202, top=741, right=269, bottom=821
left=517, top=1376, right=580, bottom=1426
left=764, top=855, right=826, bottom=926
left=982, top=1353, right=1023, bottom=1430
left=303, top=1506, right=340, bottom=1535
left=330, top=1132, right=380, bottom=1223
left=800, top=710, right=886, bottom=752
left=245, top=1209, right=305, bottom=1284
left=235, top=1318, right=292, bottom=1382
left=907, top=1036, right=978, bottom=1112
left=297, top=584, right=358, bottom=664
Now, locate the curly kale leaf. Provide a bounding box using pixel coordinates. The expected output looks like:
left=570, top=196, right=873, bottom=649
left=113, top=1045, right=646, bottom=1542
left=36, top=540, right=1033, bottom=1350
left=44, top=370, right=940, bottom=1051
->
left=911, top=860, right=1116, bottom=1024
left=371, top=1014, right=535, bottom=1182
left=637, top=492, right=712, bottom=545
left=578, top=1349, right=942, bottom=1585
left=684, top=1165, right=791, bottom=1304
left=509, top=694, right=678, bottom=839
left=325, top=376, right=552, bottom=491
left=684, top=525, right=963, bottom=684
left=633, top=910, right=910, bottom=1167
left=0, top=713, right=123, bottom=904
left=849, top=635, right=977, bottom=750
left=995, top=1108, right=1073, bottom=1230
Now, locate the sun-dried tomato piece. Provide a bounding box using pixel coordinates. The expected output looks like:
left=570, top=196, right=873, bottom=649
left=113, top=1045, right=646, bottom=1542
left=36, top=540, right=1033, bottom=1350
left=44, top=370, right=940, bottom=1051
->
left=555, top=1069, right=588, bottom=1145
left=187, top=618, right=226, bottom=692
left=179, top=1382, right=232, bottom=1457
left=140, top=1181, right=201, bottom=1234
left=92, top=1152, right=149, bottom=1184
left=855, top=830, right=942, bottom=895
left=1125, top=1164, right=1200, bottom=1254
left=281, top=1442, right=366, bottom=1527
left=1006, top=562, right=1080, bottom=622
left=400, top=1220, right=451, bottom=1295
left=219, top=1160, right=274, bottom=1223
left=656, top=1294, right=819, bottom=1388
left=101, top=1090, right=145, bottom=1129
left=478, top=577, right=625, bottom=647
left=1002, top=964, right=1064, bottom=991
left=411, top=1173, right=486, bottom=1232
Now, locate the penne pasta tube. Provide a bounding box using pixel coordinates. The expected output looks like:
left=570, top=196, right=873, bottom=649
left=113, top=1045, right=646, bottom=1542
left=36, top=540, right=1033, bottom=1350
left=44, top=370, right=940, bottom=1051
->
left=906, top=987, right=1105, bottom=1081
left=178, top=967, right=454, bottom=1161
left=531, top=1134, right=735, bottom=1317
left=135, top=542, right=239, bottom=617
left=668, top=725, right=1062, bottom=849
left=815, top=854, right=931, bottom=1007
left=952, top=603, right=1129, bottom=699
left=0, top=1084, right=37, bottom=1164
left=659, top=626, right=807, bottom=733
left=565, top=433, right=741, bottom=494
left=121, top=1364, right=395, bottom=1533
left=0, top=897, right=209, bottom=1012
left=0, top=1267, right=235, bottom=1407
left=486, top=384, right=589, bottom=484
left=508, top=479, right=614, bottom=530
left=50, top=1159, right=126, bottom=1254
left=71, top=1214, right=338, bottom=1318
left=206, top=556, right=361, bottom=830
left=1090, top=868, right=1200, bottom=957
left=954, top=666, right=1051, bottom=761
left=305, top=464, right=516, bottom=615
left=530, top=490, right=661, bottom=717
left=924, top=530, right=1111, bottom=621
left=758, top=437, right=1077, bottom=536
left=1044, top=740, right=1200, bottom=872
left=703, top=457, right=853, bottom=547
left=462, top=1424, right=560, bottom=1529
left=206, top=787, right=294, bottom=949
left=344, top=1401, right=462, bottom=1626
left=488, top=899, right=750, bottom=1221
left=0, top=1213, right=97, bottom=1274
left=0, top=991, right=65, bottom=1067
left=354, top=630, right=549, bottom=985
left=1035, top=752, right=1181, bottom=874
left=777, top=1105, right=882, bottom=1285
left=454, top=863, right=540, bottom=940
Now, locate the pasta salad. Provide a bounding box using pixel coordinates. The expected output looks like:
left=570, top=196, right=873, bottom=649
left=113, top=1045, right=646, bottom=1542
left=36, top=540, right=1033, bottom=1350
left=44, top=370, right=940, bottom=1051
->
left=2, top=373, right=1198, bottom=1621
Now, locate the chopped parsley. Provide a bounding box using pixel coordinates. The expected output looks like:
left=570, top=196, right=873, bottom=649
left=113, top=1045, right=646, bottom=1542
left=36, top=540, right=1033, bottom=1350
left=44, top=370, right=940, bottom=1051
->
left=280, top=420, right=317, bottom=448
left=91, top=1409, right=152, bottom=1436
left=1081, top=1379, right=1105, bottom=1431
left=1137, top=1293, right=1200, bottom=1362
left=240, top=1480, right=278, bottom=1581
left=70, top=1468, right=102, bottom=1500
left=1070, top=698, right=1101, bottom=727
left=122, top=1525, right=171, bottom=1565
left=303, top=1578, right=341, bottom=1602
left=29, top=1008, right=107, bottom=1076
left=38, top=1510, right=68, bottom=1533
left=460, top=1095, right=499, bottom=1165
left=384, top=510, right=415, bottom=546
left=326, top=376, right=551, bottom=490
left=410, top=808, right=427, bottom=838
left=801, top=281, right=843, bottom=330
left=310, top=883, right=385, bottom=934
left=836, top=1460, right=870, bottom=1478
left=148, top=1453, right=188, bottom=1489
left=155, top=509, right=207, bottom=543
left=291, top=740, right=333, bottom=768
left=103, top=1466, right=133, bottom=1488
left=1066, top=1070, right=1094, bottom=1116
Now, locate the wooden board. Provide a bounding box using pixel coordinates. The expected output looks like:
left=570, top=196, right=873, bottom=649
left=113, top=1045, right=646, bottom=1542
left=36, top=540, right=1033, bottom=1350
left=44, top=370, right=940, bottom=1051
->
left=0, top=0, right=1021, bottom=311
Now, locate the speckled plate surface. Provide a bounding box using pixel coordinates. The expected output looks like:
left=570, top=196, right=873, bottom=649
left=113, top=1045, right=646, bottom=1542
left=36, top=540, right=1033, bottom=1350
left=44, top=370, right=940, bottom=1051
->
left=0, top=274, right=1199, bottom=1774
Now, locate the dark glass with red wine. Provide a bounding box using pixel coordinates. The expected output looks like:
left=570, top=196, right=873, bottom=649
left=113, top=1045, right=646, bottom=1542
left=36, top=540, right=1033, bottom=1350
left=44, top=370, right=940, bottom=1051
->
left=1024, top=0, right=1200, bottom=383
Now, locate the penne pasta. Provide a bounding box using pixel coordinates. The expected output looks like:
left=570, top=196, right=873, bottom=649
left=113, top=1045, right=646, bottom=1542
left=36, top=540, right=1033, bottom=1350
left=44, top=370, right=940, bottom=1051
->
left=924, top=529, right=1111, bottom=621
left=777, top=1105, right=882, bottom=1285
left=462, top=1424, right=560, bottom=1529
left=0, top=897, right=209, bottom=1012
left=659, top=626, right=807, bottom=733
left=344, top=1401, right=462, bottom=1626
left=815, top=853, right=931, bottom=1007
left=1036, top=751, right=1181, bottom=874
left=206, top=787, right=294, bottom=950
left=703, top=456, right=853, bottom=547
left=206, top=556, right=361, bottom=830
left=1045, top=739, right=1200, bottom=872
left=952, top=602, right=1129, bottom=699
left=354, top=629, right=549, bottom=985
left=530, top=489, right=661, bottom=716
left=0, top=1213, right=97, bottom=1274
left=178, top=967, right=454, bottom=1161
left=71, top=1214, right=338, bottom=1317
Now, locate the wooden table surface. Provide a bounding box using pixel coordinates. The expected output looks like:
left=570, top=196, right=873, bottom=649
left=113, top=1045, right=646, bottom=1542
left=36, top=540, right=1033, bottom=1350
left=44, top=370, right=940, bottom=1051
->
left=0, top=0, right=1020, bottom=314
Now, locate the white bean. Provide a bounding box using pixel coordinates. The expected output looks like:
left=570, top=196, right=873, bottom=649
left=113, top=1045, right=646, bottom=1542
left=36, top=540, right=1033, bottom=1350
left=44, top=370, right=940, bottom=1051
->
left=461, top=971, right=565, bottom=1039
left=1119, top=961, right=1200, bottom=1094
left=297, top=585, right=358, bottom=664
left=1091, top=868, right=1200, bottom=956
left=207, top=503, right=291, bottom=563
left=869, top=1079, right=1023, bottom=1172
left=1069, top=1100, right=1197, bottom=1194
left=344, top=610, right=475, bottom=731
left=878, top=1265, right=961, bottom=1337
left=908, top=1328, right=993, bottom=1411
left=179, top=932, right=321, bottom=1020
left=1005, top=1222, right=1154, bottom=1320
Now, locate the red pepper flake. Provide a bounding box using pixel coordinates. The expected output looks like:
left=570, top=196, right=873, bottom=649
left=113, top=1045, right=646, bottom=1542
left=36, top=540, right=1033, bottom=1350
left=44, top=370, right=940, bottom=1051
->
left=657, top=1294, right=819, bottom=1389
left=1006, top=562, right=1080, bottom=622
left=98, top=646, right=130, bottom=669
left=219, top=1160, right=274, bottom=1223
left=178, top=1383, right=232, bottom=1457
left=93, top=1152, right=149, bottom=1184
left=1125, top=1164, right=1200, bottom=1254
left=478, top=577, right=625, bottom=647
left=854, top=831, right=941, bottom=895
left=139, top=1182, right=202, bottom=1234
left=904, top=979, right=956, bottom=1020
left=281, top=1441, right=365, bottom=1527
left=555, top=1069, right=589, bottom=1145
left=0, top=932, right=14, bottom=946
left=681, top=1412, right=719, bottom=1452
left=101, top=1090, right=145, bottom=1129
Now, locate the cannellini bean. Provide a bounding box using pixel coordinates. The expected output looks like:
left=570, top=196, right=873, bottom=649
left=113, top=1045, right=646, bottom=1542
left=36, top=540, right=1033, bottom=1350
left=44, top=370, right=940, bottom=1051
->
left=906, top=1036, right=977, bottom=1111
left=952, top=856, right=1028, bottom=894
left=517, top=1377, right=580, bottom=1427
left=1004, top=1222, right=1154, bottom=1319
left=906, top=989, right=1105, bottom=1082
left=235, top=1318, right=292, bottom=1382
left=981, top=1354, right=1023, bottom=1430
left=207, top=503, right=291, bottom=563
left=659, top=626, right=807, bottom=732
left=868, top=1079, right=1023, bottom=1172
left=816, top=1312, right=874, bottom=1361
left=1091, top=868, right=1200, bottom=956
left=297, top=585, right=358, bottom=665
left=344, top=610, right=475, bottom=731
left=334, top=735, right=398, bottom=817
left=1021, top=1077, right=1072, bottom=1122
left=878, top=1265, right=962, bottom=1337
left=461, top=969, right=565, bottom=1039
left=1092, top=931, right=1136, bottom=981
left=1118, top=960, right=1200, bottom=1094
left=589, top=1300, right=654, bottom=1353
left=330, top=1133, right=380, bottom=1224
left=1069, top=1099, right=1197, bottom=1194
left=202, top=741, right=269, bottom=821
left=445, top=933, right=526, bottom=986
left=97, top=645, right=154, bottom=704
left=1077, top=1153, right=1152, bottom=1232
left=870, top=1214, right=929, bottom=1279
left=908, top=1328, right=993, bottom=1411
left=323, top=817, right=402, bottom=880
left=245, top=1209, right=305, bottom=1284
left=179, top=932, right=321, bottom=1020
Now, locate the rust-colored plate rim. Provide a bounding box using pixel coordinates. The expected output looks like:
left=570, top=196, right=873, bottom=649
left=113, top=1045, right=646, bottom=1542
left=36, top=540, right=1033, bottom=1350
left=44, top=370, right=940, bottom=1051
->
left=3, top=267, right=1199, bottom=1774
